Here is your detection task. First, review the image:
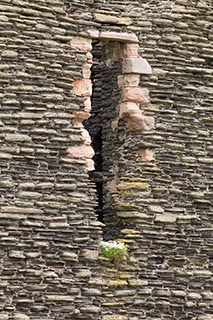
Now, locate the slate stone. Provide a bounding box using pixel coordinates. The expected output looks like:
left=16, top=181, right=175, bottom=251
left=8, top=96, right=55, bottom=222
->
left=0, top=1, right=212, bottom=319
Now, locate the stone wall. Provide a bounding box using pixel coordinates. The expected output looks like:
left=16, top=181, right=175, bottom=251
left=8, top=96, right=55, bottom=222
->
left=0, top=0, right=212, bottom=319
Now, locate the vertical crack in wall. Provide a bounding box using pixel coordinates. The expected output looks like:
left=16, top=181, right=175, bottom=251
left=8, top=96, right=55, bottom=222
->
left=70, top=32, right=154, bottom=241
left=84, top=40, right=123, bottom=238
left=85, top=40, right=104, bottom=222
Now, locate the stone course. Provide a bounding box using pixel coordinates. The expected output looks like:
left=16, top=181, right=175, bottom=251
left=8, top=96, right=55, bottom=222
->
left=0, top=0, right=212, bottom=319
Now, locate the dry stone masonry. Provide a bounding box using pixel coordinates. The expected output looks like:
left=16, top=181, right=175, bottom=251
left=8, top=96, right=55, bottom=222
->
left=0, top=0, right=212, bottom=319
left=69, top=32, right=153, bottom=172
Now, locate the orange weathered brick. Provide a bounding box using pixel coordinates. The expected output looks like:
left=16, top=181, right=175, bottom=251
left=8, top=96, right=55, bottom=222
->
left=67, top=145, right=94, bottom=159
left=119, top=102, right=141, bottom=118
left=73, top=79, right=92, bottom=97
left=122, top=87, right=150, bottom=104
left=73, top=112, right=90, bottom=127
left=127, top=115, right=155, bottom=131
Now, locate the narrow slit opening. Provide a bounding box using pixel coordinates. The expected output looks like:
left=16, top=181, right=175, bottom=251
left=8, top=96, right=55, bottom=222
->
left=84, top=39, right=123, bottom=238
left=84, top=40, right=104, bottom=222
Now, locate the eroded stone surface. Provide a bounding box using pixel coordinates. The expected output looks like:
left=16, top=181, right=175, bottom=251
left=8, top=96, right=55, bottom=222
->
left=94, top=13, right=132, bottom=25
left=9, top=250, right=25, bottom=259
left=117, top=74, right=140, bottom=88
left=82, top=63, right=92, bottom=78
left=84, top=97, right=92, bottom=112
left=67, top=145, right=94, bottom=159
left=119, top=102, right=141, bottom=118
left=81, top=128, right=92, bottom=145
left=5, top=134, right=31, bottom=142
left=102, top=316, right=128, bottom=320
left=122, top=87, right=150, bottom=104
left=73, top=111, right=91, bottom=127
left=86, top=29, right=99, bottom=38
left=0, top=1, right=212, bottom=319
left=70, top=37, right=92, bottom=52
left=127, top=115, right=155, bottom=131
left=0, top=314, right=8, bottom=320
left=14, top=314, right=29, bottom=320
left=1, top=50, right=18, bottom=58
left=99, top=31, right=138, bottom=43
left=73, top=79, right=92, bottom=97
left=122, top=57, right=152, bottom=74
left=119, top=101, right=154, bottom=131
left=155, top=213, right=178, bottom=223
left=141, top=149, right=155, bottom=161
left=85, top=152, right=95, bottom=170
left=123, top=43, right=139, bottom=58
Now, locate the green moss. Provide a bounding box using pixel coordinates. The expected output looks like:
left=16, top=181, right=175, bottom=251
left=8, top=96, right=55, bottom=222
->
left=98, top=241, right=127, bottom=263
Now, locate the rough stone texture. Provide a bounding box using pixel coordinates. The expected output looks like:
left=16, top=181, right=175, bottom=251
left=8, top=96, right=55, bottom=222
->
left=123, top=57, right=152, bottom=74
left=82, top=63, right=92, bottom=79
left=141, top=148, right=155, bottom=161
left=0, top=0, right=213, bottom=320
left=67, top=144, right=95, bottom=159
left=117, top=74, right=140, bottom=88
left=127, top=114, right=155, bottom=131
left=73, top=78, right=92, bottom=96
left=119, top=101, right=141, bottom=118
left=70, top=36, right=92, bottom=52
left=87, top=30, right=138, bottom=43
left=94, top=13, right=132, bottom=26
left=123, top=43, right=140, bottom=58
left=73, top=111, right=91, bottom=127
left=99, top=31, right=138, bottom=43
left=119, top=101, right=154, bottom=131
left=122, top=87, right=150, bottom=103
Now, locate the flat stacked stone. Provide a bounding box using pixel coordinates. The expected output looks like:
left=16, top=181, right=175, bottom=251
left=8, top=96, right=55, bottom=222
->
left=0, top=0, right=212, bottom=319
left=0, top=1, right=101, bottom=319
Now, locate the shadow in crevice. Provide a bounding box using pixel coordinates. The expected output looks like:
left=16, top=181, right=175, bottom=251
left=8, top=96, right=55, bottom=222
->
left=84, top=40, right=123, bottom=239
left=84, top=40, right=104, bottom=223
left=89, top=129, right=104, bottom=222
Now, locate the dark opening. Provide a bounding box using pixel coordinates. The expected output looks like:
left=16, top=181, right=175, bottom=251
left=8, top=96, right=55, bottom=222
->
left=84, top=40, right=123, bottom=238
left=84, top=40, right=104, bottom=222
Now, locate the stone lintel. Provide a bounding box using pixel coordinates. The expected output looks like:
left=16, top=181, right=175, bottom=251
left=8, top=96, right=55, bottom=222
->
left=99, top=31, right=138, bottom=43
left=87, top=30, right=138, bottom=43
left=87, top=29, right=99, bottom=39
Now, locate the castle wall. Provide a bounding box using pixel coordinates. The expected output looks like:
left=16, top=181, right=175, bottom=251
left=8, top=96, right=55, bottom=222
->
left=0, top=0, right=212, bottom=319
